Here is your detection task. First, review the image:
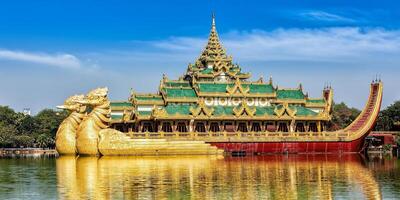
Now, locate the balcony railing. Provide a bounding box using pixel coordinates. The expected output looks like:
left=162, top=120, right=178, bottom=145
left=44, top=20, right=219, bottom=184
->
left=126, top=130, right=350, bottom=142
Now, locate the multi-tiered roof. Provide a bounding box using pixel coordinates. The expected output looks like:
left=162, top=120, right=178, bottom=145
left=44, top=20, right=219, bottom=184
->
left=110, top=15, right=333, bottom=123
left=186, top=15, right=250, bottom=81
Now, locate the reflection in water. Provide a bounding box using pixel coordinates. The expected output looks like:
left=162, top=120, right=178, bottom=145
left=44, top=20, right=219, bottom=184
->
left=57, top=155, right=382, bottom=200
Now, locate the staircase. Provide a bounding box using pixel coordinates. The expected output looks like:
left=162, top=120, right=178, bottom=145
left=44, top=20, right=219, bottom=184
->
left=345, top=82, right=382, bottom=135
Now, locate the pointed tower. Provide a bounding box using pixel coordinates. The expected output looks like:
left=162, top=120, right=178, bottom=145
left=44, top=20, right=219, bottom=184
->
left=198, top=14, right=231, bottom=69
left=188, top=14, right=250, bottom=82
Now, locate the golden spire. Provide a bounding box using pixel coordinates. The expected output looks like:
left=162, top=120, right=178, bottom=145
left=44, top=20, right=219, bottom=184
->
left=197, top=14, right=232, bottom=69
left=187, top=14, right=250, bottom=81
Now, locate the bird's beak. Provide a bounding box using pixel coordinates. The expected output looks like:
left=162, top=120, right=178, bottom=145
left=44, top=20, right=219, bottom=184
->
left=56, top=105, right=66, bottom=109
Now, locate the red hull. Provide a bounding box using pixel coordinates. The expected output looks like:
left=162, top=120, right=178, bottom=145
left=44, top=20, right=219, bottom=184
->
left=209, top=136, right=367, bottom=154
left=209, top=82, right=383, bottom=155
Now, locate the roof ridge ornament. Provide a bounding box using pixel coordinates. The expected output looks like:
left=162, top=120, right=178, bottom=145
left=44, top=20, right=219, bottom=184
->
left=233, top=102, right=256, bottom=117
left=226, top=78, right=250, bottom=95
left=190, top=99, right=214, bottom=117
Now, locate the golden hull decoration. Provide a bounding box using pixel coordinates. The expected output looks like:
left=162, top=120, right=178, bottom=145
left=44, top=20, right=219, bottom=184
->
left=55, top=95, right=85, bottom=155
left=55, top=114, right=79, bottom=155
left=76, top=117, right=102, bottom=156
left=98, top=129, right=223, bottom=156
left=75, top=88, right=111, bottom=156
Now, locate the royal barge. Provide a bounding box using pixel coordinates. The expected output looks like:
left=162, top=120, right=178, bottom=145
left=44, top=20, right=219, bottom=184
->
left=55, top=16, right=383, bottom=156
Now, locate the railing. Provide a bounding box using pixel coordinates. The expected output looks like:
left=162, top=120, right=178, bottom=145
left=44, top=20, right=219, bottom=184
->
left=126, top=131, right=351, bottom=142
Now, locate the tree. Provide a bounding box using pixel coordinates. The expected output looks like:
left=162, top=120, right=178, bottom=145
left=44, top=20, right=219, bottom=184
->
left=0, top=106, right=18, bottom=126
left=0, top=106, right=67, bottom=148
left=36, top=133, right=54, bottom=148
left=0, top=122, right=16, bottom=147
left=17, top=115, right=38, bottom=136
left=375, top=101, right=400, bottom=131
left=35, top=109, right=68, bottom=138
left=328, top=102, right=361, bottom=131
left=13, top=135, right=34, bottom=148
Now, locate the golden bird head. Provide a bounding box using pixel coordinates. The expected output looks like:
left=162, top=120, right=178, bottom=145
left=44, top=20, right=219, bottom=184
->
left=79, top=87, right=109, bottom=106
left=57, top=94, right=86, bottom=113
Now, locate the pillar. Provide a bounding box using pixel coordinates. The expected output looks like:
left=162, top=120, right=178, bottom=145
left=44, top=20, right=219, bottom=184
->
left=189, top=119, right=194, bottom=132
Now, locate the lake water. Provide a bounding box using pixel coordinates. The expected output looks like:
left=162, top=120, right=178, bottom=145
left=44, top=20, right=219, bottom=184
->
left=0, top=154, right=398, bottom=200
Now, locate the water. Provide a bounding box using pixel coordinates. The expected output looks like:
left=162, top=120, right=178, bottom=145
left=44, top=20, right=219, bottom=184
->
left=0, top=155, right=399, bottom=200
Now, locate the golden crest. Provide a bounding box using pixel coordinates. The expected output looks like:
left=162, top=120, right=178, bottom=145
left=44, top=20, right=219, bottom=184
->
left=233, top=103, right=256, bottom=117
left=226, top=78, right=250, bottom=95
left=190, top=99, right=214, bottom=117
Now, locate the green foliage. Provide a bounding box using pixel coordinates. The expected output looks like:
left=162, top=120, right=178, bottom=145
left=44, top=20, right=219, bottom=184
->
left=13, top=135, right=34, bottom=148
left=375, top=101, right=400, bottom=131
left=0, top=106, right=67, bottom=148
left=0, top=122, right=17, bottom=147
left=328, top=102, right=361, bottom=130
left=383, top=144, right=392, bottom=153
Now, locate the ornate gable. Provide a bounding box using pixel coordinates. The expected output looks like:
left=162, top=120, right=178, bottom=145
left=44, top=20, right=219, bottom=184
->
left=274, top=103, right=297, bottom=118
left=190, top=99, right=214, bottom=117
left=226, top=78, right=250, bottom=95
left=233, top=103, right=256, bottom=117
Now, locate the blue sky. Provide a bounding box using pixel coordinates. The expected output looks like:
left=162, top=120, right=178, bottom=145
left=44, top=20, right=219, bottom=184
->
left=0, top=0, right=399, bottom=113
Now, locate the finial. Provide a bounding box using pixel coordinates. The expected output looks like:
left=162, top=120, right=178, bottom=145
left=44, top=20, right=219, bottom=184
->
left=258, top=75, right=264, bottom=83
left=269, top=75, right=273, bottom=85
left=212, top=12, right=216, bottom=27
left=298, top=83, right=303, bottom=91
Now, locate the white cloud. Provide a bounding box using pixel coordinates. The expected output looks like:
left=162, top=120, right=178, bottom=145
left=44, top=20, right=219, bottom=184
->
left=0, top=49, right=81, bottom=69
left=299, top=11, right=355, bottom=23
left=138, top=27, right=400, bottom=63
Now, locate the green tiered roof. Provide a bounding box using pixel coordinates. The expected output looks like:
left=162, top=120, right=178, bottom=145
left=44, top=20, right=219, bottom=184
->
left=277, top=89, right=305, bottom=99
left=163, top=88, right=197, bottom=98
left=135, top=95, right=163, bottom=101
left=306, top=99, right=326, bottom=104
left=164, top=81, right=191, bottom=88
left=290, top=106, right=318, bottom=116
left=165, top=104, right=191, bottom=115
left=197, top=83, right=230, bottom=93
left=196, top=83, right=274, bottom=94
left=110, top=102, right=133, bottom=107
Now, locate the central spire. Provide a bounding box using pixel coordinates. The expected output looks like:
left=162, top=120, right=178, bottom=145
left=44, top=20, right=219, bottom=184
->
left=186, top=14, right=250, bottom=81
left=198, top=14, right=231, bottom=69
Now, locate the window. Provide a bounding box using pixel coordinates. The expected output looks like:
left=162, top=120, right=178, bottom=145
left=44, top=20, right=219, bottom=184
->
left=265, top=122, right=276, bottom=132
left=177, top=122, right=187, bottom=132
left=251, top=122, right=261, bottom=132
left=278, top=122, right=288, bottom=132
left=224, top=122, right=235, bottom=132
left=195, top=122, right=206, bottom=132
left=142, top=122, right=154, bottom=132
left=308, top=123, right=317, bottom=132
left=295, top=123, right=305, bottom=132
left=237, top=122, right=248, bottom=132
left=209, top=122, right=220, bottom=132
left=162, top=122, right=173, bottom=132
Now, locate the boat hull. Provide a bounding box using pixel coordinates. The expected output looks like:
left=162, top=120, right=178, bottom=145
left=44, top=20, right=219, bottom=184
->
left=209, top=136, right=367, bottom=154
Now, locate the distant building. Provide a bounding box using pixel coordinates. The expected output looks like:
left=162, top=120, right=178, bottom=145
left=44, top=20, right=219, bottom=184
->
left=23, top=108, right=31, bottom=116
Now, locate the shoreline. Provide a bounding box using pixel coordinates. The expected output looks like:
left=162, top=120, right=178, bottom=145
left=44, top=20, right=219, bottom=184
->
left=0, top=148, right=58, bottom=158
